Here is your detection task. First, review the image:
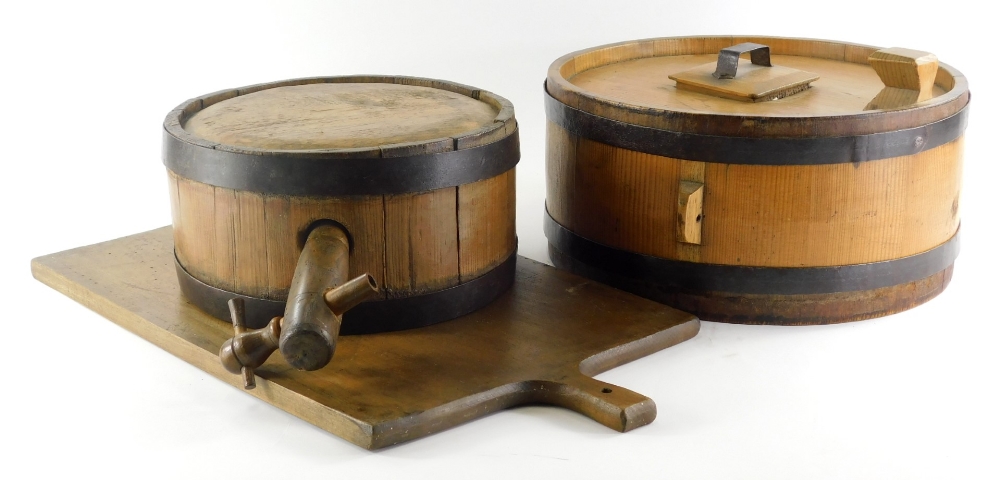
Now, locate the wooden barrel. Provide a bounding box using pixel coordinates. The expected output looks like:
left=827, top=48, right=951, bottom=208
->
left=544, top=36, right=969, bottom=325
left=164, top=76, right=518, bottom=333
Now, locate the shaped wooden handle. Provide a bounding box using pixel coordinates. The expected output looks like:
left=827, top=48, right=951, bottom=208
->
left=218, top=299, right=281, bottom=389
left=865, top=47, right=939, bottom=110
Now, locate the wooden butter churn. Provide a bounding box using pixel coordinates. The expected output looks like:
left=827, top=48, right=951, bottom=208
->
left=544, top=36, right=969, bottom=324
left=164, top=76, right=518, bottom=379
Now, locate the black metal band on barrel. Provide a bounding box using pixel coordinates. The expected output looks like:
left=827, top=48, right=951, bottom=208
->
left=544, top=209, right=959, bottom=295
left=175, top=250, right=517, bottom=334
left=163, top=128, right=520, bottom=196
left=544, top=88, right=968, bottom=165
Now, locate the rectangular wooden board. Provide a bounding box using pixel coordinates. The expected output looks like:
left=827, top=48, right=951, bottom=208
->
left=31, top=227, right=699, bottom=450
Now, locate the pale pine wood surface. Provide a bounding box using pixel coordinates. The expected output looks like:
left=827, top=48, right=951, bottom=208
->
left=383, top=187, right=461, bottom=297
left=30, top=227, right=699, bottom=449
left=573, top=54, right=941, bottom=116
left=865, top=48, right=940, bottom=110
left=546, top=36, right=968, bottom=137
left=545, top=121, right=577, bottom=230
left=185, top=83, right=498, bottom=150
left=546, top=122, right=963, bottom=267
left=868, top=48, right=939, bottom=97
left=458, top=169, right=517, bottom=281
left=669, top=59, right=819, bottom=102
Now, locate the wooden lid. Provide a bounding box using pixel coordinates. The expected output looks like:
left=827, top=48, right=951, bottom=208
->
left=163, top=76, right=520, bottom=196
left=175, top=76, right=516, bottom=154
left=546, top=36, right=969, bottom=137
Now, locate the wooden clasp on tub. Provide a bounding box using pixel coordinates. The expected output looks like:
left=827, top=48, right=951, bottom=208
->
left=218, top=223, right=378, bottom=389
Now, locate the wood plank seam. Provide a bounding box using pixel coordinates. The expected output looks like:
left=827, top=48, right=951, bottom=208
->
left=455, top=185, right=462, bottom=280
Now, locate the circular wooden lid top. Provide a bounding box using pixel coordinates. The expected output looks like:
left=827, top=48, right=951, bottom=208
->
left=547, top=36, right=968, bottom=136
left=163, top=77, right=519, bottom=195
left=184, top=83, right=500, bottom=150
left=568, top=54, right=937, bottom=117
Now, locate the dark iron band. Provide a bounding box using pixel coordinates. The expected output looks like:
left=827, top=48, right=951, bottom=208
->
left=163, top=128, right=520, bottom=196
left=544, top=88, right=968, bottom=165
left=175, top=249, right=517, bottom=334
left=544, top=208, right=959, bottom=295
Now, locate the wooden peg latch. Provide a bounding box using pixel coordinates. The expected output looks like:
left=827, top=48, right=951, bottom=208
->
left=677, top=181, right=704, bottom=245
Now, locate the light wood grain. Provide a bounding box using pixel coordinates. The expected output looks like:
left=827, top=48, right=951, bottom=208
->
left=170, top=168, right=515, bottom=303
left=287, top=195, right=386, bottom=298
left=670, top=59, right=819, bottom=102
left=170, top=76, right=518, bottom=306
left=575, top=54, right=915, bottom=116
left=869, top=48, right=939, bottom=97
left=547, top=36, right=968, bottom=137
left=212, top=187, right=238, bottom=293
left=570, top=135, right=681, bottom=261
left=677, top=181, right=704, bottom=244
left=865, top=47, right=939, bottom=110
left=458, top=170, right=517, bottom=281
left=548, top=123, right=963, bottom=267
left=545, top=36, right=965, bottom=324
left=174, top=175, right=216, bottom=283
left=545, top=121, right=577, bottom=230
left=184, top=83, right=498, bottom=150
left=235, top=191, right=268, bottom=298
left=171, top=171, right=386, bottom=301
left=31, top=228, right=699, bottom=449
left=263, top=196, right=294, bottom=298
left=383, top=187, right=460, bottom=297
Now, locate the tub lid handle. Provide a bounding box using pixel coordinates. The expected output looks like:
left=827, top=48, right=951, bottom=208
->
left=864, top=47, right=939, bottom=110
left=713, top=42, right=772, bottom=79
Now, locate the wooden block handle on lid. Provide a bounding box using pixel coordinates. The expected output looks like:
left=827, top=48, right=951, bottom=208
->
left=669, top=43, right=818, bottom=102
left=865, top=47, right=939, bottom=110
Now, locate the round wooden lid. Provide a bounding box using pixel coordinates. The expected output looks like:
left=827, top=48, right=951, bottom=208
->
left=177, top=76, right=515, bottom=152
left=163, top=76, right=520, bottom=196
left=186, top=83, right=495, bottom=150
left=546, top=36, right=969, bottom=136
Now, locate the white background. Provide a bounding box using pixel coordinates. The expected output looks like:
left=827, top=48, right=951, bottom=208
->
left=2, top=1, right=997, bottom=478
